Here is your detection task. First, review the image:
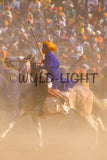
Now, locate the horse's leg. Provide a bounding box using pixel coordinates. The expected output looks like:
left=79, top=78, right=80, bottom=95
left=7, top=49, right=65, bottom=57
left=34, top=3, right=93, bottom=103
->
left=85, top=115, right=99, bottom=145
left=31, top=115, right=43, bottom=149
left=94, top=115, right=107, bottom=133
left=0, top=109, right=25, bottom=141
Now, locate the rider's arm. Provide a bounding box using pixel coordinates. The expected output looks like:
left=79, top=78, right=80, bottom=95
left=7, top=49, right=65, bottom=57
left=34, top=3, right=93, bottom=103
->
left=43, top=54, right=53, bottom=70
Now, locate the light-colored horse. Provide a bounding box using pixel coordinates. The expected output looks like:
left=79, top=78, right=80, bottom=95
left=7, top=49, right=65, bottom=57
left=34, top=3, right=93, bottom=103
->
left=1, top=57, right=107, bottom=148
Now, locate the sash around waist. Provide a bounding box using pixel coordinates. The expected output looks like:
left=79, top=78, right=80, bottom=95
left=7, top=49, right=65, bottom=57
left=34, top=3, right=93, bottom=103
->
left=51, top=68, right=58, bottom=71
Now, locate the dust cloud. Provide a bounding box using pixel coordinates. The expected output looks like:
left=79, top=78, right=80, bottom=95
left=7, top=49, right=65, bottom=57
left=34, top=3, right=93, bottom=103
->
left=0, top=109, right=107, bottom=160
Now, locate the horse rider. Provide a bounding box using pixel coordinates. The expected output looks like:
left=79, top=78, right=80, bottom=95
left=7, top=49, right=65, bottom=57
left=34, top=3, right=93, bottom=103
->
left=40, top=41, right=76, bottom=92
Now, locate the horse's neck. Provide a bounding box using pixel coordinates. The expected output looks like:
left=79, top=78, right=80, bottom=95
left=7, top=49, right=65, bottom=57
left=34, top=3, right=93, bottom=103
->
left=30, top=61, right=38, bottom=80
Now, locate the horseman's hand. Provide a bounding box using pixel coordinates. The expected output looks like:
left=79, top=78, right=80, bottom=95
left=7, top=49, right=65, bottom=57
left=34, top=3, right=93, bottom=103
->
left=40, top=63, right=44, bottom=67
left=39, top=59, right=45, bottom=63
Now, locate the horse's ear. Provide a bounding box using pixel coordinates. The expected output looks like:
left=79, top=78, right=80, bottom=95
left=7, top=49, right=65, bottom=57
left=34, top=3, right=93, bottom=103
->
left=26, top=54, right=32, bottom=61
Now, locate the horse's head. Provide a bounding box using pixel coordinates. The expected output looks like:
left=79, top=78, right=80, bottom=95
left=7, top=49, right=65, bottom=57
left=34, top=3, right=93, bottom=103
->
left=5, top=57, right=25, bottom=70
left=5, top=56, right=42, bottom=75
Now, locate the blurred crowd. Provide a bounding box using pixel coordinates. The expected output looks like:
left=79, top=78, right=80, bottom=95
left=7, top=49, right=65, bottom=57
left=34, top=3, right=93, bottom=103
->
left=0, top=0, right=107, bottom=75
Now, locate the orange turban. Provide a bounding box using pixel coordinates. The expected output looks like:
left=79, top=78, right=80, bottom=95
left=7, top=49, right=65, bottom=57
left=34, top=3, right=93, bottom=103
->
left=96, top=53, right=101, bottom=59
left=43, top=41, right=57, bottom=52
left=46, top=19, right=50, bottom=23
left=104, top=13, right=107, bottom=16
left=35, top=0, right=38, bottom=3
left=92, top=68, right=96, bottom=73
left=60, top=12, right=63, bottom=16
left=6, top=5, right=10, bottom=10
left=59, top=7, right=63, bottom=11
left=4, top=20, right=9, bottom=26
left=97, top=36, right=103, bottom=43
left=82, top=34, right=87, bottom=40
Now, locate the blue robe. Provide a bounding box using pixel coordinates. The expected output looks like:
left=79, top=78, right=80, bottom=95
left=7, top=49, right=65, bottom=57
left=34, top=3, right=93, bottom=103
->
left=43, top=52, right=76, bottom=91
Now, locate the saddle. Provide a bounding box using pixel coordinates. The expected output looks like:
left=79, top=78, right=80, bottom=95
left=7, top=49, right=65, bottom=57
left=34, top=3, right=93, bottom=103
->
left=48, top=88, right=69, bottom=104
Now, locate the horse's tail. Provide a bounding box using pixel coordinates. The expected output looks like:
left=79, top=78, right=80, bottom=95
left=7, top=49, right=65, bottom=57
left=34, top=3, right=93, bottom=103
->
left=93, top=94, right=107, bottom=110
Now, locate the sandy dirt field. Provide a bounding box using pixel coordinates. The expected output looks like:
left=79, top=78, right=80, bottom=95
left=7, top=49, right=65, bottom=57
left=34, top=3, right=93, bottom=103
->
left=0, top=110, right=107, bottom=160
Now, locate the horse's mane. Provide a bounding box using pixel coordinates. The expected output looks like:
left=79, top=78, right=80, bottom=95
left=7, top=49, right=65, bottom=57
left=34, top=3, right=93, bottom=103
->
left=30, top=59, right=48, bottom=100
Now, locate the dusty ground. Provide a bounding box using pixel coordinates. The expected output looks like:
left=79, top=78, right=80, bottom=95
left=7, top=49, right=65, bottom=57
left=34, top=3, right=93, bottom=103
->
left=0, top=110, right=107, bottom=160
